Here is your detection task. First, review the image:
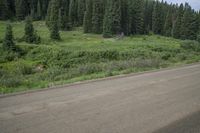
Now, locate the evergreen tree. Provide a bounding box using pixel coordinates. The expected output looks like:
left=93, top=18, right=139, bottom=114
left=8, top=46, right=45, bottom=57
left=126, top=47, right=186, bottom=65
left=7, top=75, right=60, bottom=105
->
left=69, top=0, right=78, bottom=26
left=164, top=9, right=173, bottom=36
left=121, top=0, right=128, bottom=35
left=143, top=0, right=154, bottom=33
left=83, top=0, right=93, bottom=33
left=103, top=0, right=121, bottom=37
left=59, top=0, right=70, bottom=30
left=15, top=0, right=26, bottom=20
left=0, top=0, right=8, bottom=20
left=180, top=3, right=193, bottom=39
left=111, top=0, right=121, bottom=34
left=3, top=23, right=16, bottom=51
left=128, top=0, right=144, bottom=34
left=77, top=0, right=86, bottom=26
left=92, top=0, right=103, bottom=34
left=37, top=0, right=42, bottom=20
left=173, top=4, right=184, bottom=39
left=152, top=1, right=162, bottom=34
left=7, top=0, right=16, bottom=19
left=50, top=20, right=60, bottom=40
left=24, top=16, right=41, bottom=44
left=46, top=0, right=61, bottom=40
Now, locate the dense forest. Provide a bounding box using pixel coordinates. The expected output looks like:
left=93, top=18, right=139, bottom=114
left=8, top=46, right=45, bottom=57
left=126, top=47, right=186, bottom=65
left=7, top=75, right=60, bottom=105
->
left=0, top=0, right=200, bottom=40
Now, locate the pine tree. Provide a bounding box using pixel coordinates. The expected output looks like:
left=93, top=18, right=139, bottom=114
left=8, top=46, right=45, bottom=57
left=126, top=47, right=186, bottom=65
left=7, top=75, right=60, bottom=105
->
left=180, top=3, right=195, bottom=40
left=103, top=0, right=113, bottom=37
left=3, top=23, right=16, bottom=51
left=103, top=0, right=121, bottom=37
left=173, top=4, right=184, bottom=39
left=77, top=0, right=86, bottom=26
left=37, top=0, right=42, bottom=20
left=0, top=0, right=8, bottom=20
left=83, top=0, right=93, bottom=33
left=7, top=0, right=16, bottom=19
left=46, top=0, right=61, bottom=40
left=15, top=0, right=26, bottom=20
left=121, top=0, right=128, bottom=35
left=59, top=0, right=70, bottom=30
left=152, top=1, right=162, bottom=34
left=69, top=0, right=78, bottom=26
left=164, top=9, right=173, bottom=36
left=92, top=0, right=103, bottom=34
left=111, top=0, right=121, bottom=34
left=50, top=20, right=60, bottom=40
left=24, top=16, right=41, bottom=44
left=136, top=0, right=144, bottom=34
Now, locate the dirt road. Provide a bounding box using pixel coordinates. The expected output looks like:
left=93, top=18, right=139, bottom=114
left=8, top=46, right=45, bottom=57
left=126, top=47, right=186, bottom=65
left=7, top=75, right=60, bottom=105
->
left=0, top=64, right=200, bottom=133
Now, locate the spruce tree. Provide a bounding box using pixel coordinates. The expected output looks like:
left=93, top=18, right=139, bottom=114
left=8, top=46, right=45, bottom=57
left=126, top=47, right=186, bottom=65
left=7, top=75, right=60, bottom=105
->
left=103, top=0, right=121, bottom=37
left=24, top=17, right=41, bottom=44
left=111, top=0, right=121, bottom=34
left=69, top=0, right=78, bottom=26
left=164, top=10, right=173, bottom=37
left=121, top=0, right=128, bottom=35
left=77, top=0, right=86, bottom=26
left=46, top=0, right=61, bottom=40
left=15, top=0, right=26, bottom=20
left=37, top=0, right=42, bottom=20
left=136, top=0, right=144, bottom=34
left=103, top=0, right=113, bottom=37
left=3, top=24, right=16, bottom=51
left=180, top=3, right=195, bottom=40
left=59, top=0, right=70, bottom=30
left=152, top=1, right=162, bottom=34
left=173, top=4, right=184, bottom=39
left=83, top=0, right=93, bottom=33
left=0, top=0, right=8, bottom=20
left=92, top=0, right=103, bottom=34
left=50, top=21, right=60, bottom=40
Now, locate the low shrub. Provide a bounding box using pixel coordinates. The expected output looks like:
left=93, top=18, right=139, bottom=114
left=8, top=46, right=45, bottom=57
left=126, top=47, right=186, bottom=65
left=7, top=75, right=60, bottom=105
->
left=0, top=52, right=20, bottom=63
left=180, top=40, right=200, bottom=52
left=78, top=63, right=103, bottom=75
left=0, top=75, right=22, bottom=88
left=14, top=62, right=33, bottom=75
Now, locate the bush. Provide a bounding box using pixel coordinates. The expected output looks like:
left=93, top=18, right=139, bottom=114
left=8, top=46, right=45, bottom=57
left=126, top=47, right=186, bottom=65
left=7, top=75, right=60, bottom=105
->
left=197, top=34, right=200, bottom=43
left=0, top=52, right=20, bottom=63
left=14, top=62, right=33, bottom=75
left=180, top=40, right=200, bottom=52
left=0, top=75, right=22, bottom=88
left=78, top=63, right=103, bottom=75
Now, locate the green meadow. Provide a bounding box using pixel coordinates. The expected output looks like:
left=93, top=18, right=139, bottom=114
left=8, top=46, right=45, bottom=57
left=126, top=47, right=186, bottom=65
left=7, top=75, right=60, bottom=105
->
left=0, top=21, right=200, bottom=94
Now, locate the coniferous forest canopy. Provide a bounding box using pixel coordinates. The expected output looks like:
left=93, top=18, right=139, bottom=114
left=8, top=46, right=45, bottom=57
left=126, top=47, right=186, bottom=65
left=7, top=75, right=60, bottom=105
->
left=0, top=0, right=200, bottom=40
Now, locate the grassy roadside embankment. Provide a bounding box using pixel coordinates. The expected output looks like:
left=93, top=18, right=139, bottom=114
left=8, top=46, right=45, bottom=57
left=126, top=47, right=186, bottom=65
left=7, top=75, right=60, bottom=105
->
left=0, top=21, right=200, bottom=94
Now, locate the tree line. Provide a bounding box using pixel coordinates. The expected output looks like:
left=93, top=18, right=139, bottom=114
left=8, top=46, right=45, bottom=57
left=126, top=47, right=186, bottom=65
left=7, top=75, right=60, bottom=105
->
left=0, top=0, right=200, bottom=41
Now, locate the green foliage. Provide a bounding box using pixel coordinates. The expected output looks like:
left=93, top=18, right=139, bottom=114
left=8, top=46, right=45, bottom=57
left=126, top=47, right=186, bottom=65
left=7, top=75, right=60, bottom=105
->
left=92, top=0, right=103, bottom=34
left=173, top=4, right=184, bottom=39
left=69, top=0, right=78, bottom=26
left=24, top=17, right=41, bottom=44
left=46, top=0, right=61, bottom=40
left=152, top=1, right=163, bottom=34
left=0, top=75, right=22, bottom=88
left=0, top=21, right=200, bottom=94
left=83, top=0, right=93, bottom=33
left=0, top=0, right=8, bottom=20
left=77, top=0, right=86, bottom=26
left=128, top=0, right=144, bottom=34
left=197, top=34, right=200, bottom=43
left=15, top=0, right=26, bottom=20
left=180, top=40, right=200, bottom=52
left=2, top=24, right=16, bottom=52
